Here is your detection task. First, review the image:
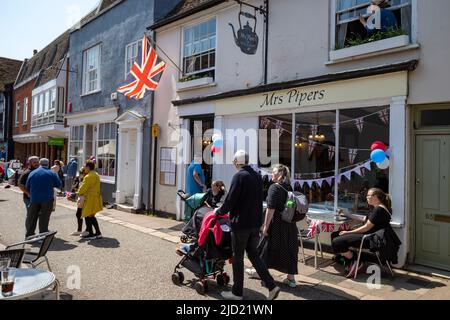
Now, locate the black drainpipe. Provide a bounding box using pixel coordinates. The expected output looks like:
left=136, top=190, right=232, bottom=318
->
left=150, top=31, right=156, bottom=215
left=264, top=0, right=269, bottom=84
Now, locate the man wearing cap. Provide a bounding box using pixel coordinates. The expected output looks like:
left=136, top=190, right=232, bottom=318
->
left=215, top=150, right=280, bottom=300
left=25, top=158, right=62, bottom=237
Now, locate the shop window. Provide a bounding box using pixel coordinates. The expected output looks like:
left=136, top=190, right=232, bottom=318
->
left=335, top=0, right=411, bottom=49
left=293, top=111, right=336, bottom=210
left=338, top=106, right=389, bottom=215
left=258, top=107, right=391, bottom=215
left=181, top=18, right=216, bottom=81
left=96, top=122, right=117, bottom=178
left=69, top=126, right=84, bottom=165
left=258, top=114, right=292, bottom=198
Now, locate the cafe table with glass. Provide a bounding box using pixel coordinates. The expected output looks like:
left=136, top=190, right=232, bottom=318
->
left=304, top=205, right=351, bottom=269
left=0, top=267, right=60, bottom=300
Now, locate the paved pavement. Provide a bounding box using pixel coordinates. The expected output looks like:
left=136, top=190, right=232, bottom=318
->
left=0, top=186, right=349, bottom=300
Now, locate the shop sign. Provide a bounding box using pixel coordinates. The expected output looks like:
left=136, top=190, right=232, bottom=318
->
left=48, top=137, right=65, bottom=146
left=216, top=71, right=407, bottom=116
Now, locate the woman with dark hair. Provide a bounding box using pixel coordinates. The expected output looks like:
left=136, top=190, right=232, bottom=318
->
left=246, top=164, right=299, bottom=288
left=332, top=188, right=392, bottom=278
left=78, top=160, right=103, bottom=240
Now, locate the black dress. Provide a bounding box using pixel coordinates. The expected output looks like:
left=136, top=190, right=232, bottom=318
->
left=260, top=182, right=299, bottom=275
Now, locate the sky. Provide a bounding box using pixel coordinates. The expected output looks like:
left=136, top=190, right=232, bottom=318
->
left=0, top=0, right=100, bottom=61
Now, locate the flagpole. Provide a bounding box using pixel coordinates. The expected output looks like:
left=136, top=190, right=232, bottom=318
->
left=145, top=32, right=184, bottom=75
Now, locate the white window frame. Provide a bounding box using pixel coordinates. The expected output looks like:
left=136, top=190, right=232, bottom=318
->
left=329, top=0, right=418, bottom=61
left=125, top=40, right=141, bottom=79
left=69, top=125, right=85, bottom=166
left=82, top=44, right=101, bottom=95
left=95, top=122, right=117, bottom=181
left=23, top=97, right=28, bottom=124
left=15, top=102, right=20, bottom=126
left=181, top=17, right=217, bottom=77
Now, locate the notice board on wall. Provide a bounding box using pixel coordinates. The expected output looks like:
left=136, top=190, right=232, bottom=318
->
left=160, top=147, right=176, bottom=186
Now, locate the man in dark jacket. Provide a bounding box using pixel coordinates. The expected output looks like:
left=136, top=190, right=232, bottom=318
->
left=216, top=150, right=280, bottom=300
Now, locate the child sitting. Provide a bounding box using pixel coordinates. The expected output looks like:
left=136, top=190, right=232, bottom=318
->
left=203, top=180, right=226, bottom=208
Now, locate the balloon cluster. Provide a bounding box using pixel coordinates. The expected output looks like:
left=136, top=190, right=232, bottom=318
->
left=370, top=141, right=389, bottom=169
left=211, top=134, right=223, bottom=154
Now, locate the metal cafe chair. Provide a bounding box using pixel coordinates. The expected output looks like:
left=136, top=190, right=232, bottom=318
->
left=0, top=248, right=25, bottom=268
left=6, top=231, right=57, bottom=271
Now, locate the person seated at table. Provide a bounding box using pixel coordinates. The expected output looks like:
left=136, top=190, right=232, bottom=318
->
left=202, top=180, right=226, bottom=208
left=331, top=188, right=392, bottom=278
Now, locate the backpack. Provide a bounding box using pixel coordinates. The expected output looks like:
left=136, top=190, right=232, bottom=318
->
left=277, top=183, right=309, bottom=223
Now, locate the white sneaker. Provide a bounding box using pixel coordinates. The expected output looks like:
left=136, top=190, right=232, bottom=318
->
left=245, top=268, right=260, bottom=279
left=267, top=286, right=280, bottom=300
left=221, top=291, right=243, bottom=300
left=283, top=278, right=297, bottom=288
left=79, top=231, right=90, bottom=237
left=70, top=231, right=82, bottom=236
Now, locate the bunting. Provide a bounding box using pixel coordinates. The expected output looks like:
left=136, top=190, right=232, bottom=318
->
left=308, top=140, right=316, bottom=157
left=310, top=125, right=319, bottom=137
left=328, top=146, right=335, bottom=161
left=260, top=117, right=270, bottom=129
left=348, top=148, right=358, bottom=165
left=355, top=117, right=364, bottom=133
left=378, top=109, right=389, bottom=125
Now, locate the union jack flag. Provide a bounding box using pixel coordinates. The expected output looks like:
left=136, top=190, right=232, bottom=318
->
left=117, top=35, right=166, bottom=100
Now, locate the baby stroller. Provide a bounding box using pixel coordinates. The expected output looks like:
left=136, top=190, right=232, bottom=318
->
left=177, top=190, right=207, bottom=243
left=171, top=206, right=233, bottom=295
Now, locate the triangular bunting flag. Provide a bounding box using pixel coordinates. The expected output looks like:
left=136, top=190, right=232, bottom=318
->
left=310, top=125, right=318, bottom=137
left=337, top=174, right=342, bottom=184
left=260, top=117, right=270, bottom=129
left=363, top=161, right=372, bottom=171
left=348, top=148, right=358, bottom=164
left=328, top=146, right=335, bottom=161
left=378, top=109, right=389, bottom=126
left=308, top=140, right=316, bottom=157
left=355, top=117, right=364, bottom=133
left=316, top=179, right=324, bottom=188
left=325, top=177, right=334, bottom=186
left=307, top=180, right=314, bottom=188
left=353, top=166, right=362, bottom=177
left=344, top=170, right=352, bottom=181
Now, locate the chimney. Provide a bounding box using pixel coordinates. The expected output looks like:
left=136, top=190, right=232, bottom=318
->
left=33, top=49, right=38, bottom=55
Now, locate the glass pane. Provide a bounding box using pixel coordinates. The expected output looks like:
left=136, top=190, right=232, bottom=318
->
left=209, top=36, right=216, bottom=49
left=421, top=109, right=450, bottom=126
left=293, top=111, right=336, bottom=211
left=193, top=25, right=200, bottom=41
left=200, top=21, right=208, bottom=39
left=201, top=54, right=209, bottom=69
left=208, top=18, right=216, bottom=35
left=201, top=38, right=209, bottom=52
left=194, top=56, right=201, bottom=71
left=338, top=106, right=389, bottom=216
left=210, top=52, right=215, bottom=68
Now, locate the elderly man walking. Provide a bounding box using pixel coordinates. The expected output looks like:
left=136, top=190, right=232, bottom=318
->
left=25, top=158, right=61, bottom=238
left=18, top=156, right=40, bottom=235
left=215, top=150, right=280, bottom=300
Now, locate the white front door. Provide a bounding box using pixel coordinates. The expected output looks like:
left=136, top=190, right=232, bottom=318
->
left=124, top=130, right=137, bottom=203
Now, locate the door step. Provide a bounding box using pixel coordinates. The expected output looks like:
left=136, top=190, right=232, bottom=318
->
left=406, top=264, right=450, bottom=281
left=115, top=203, right=137, bottom=214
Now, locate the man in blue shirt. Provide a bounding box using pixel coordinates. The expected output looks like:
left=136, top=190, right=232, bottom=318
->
left=25, top=158, right=62, bottom=238
left=66, top=157, right=78, bottom=192
left=186, top=154, right=206, bottom=196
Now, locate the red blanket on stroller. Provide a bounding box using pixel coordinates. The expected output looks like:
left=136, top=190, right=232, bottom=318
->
left=198, top=211, right=229, bottom=247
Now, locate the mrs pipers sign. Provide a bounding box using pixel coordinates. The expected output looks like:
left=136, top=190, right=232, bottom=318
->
left=259, top=88, right=326, bottom=109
